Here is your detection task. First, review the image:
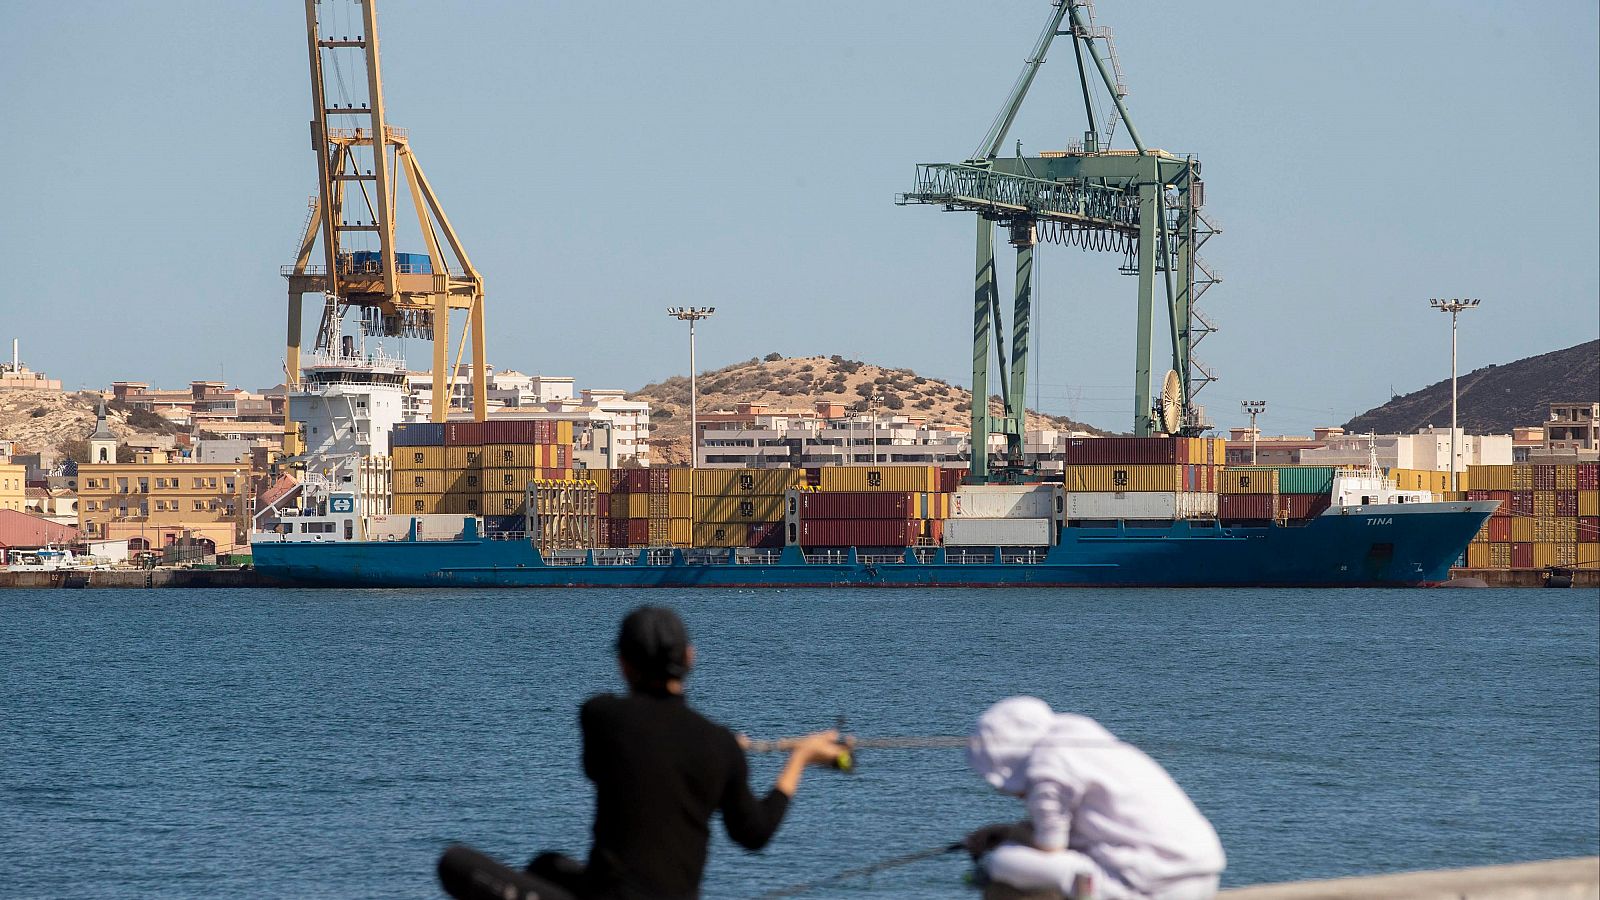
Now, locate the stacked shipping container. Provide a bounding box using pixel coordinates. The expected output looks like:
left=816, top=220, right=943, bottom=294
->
left=1060, top=437, right=1224, bottom=521
left=790, top=466, right=950, bottom=547
left=692, top=468, right=803, bottom=549
left=1464, top=462, right=1600, bottom=570
left=390, top=420, right=575, bottom=520
left=599, top=468, right=692, bottom=548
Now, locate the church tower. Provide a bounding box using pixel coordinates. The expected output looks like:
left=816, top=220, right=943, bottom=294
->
left=87, top=400, right=118, bottom=464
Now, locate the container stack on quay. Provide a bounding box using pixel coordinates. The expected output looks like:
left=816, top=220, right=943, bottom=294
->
left=389, top=420, right=575, bottom=522
left=1464, top=462, right=1600, bottom=570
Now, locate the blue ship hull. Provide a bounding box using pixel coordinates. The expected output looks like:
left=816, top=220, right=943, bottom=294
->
left=252, top=501, right=1494, bottom=589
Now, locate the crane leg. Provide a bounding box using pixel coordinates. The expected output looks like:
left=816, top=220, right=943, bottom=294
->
left=432, top=294, right=450, bottom=423
left=285, top=291, right=304, bottom=456
left=972, top=217, right=997, bottom=483
left=1133, top=183, right=1157, bottom=437
left=1008, top=222, right=1035, bottom=463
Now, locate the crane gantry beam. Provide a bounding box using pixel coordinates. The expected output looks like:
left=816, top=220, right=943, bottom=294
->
left=899, top=0, right=1219, bottom=481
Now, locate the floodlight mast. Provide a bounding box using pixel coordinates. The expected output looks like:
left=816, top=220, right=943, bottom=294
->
left=668, top=307, right=716, bottom=467
left=1429, top=298, right=1481, bottom=492
left=1240, top=400, right=1267, bottom=464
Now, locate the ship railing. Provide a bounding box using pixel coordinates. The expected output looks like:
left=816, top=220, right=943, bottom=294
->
left=486, top=531, right=526, bottom=541
left=910, top=547, right=940, bottom=565
left=1001, top=550, right=1045, bottom=565
left=733, top=549, right=783, bottom=566
left=859, top=553, right=905, bottom=565
left=804, top=551, right=849, bottom=566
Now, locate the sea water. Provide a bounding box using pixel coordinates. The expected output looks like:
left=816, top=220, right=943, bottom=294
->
left=2, top=587, right=1595, bottom=898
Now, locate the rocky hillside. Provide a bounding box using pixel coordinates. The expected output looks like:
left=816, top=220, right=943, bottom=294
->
left=0, top=390, right=176, bottom=461
left=1344, top=340, right=1599, bottom=435
left=632, top=355, right=1101, bottom=465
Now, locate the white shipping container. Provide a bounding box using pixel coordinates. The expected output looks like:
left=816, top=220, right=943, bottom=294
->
left=1064, top=492, right=1218, bottom=521
left=364, top=513, right=475, bottom=541
left=950, top=485, right=1063, bottom=519
left=942, top=517, right=1054, bottom=546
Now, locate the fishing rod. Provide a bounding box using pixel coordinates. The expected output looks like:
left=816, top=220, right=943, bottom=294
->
left=752, top=842, right=966, bottom=899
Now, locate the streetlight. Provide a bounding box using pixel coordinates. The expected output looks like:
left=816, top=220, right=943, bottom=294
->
left=1429, top=298, right=1481, bottom=492
left=865, top=393, right=886, bottom=465
left=1240, top=400, right=1266, bottom=465
left=667, top=307, right=715, bottom=468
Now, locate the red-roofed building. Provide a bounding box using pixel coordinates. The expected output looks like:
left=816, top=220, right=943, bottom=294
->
left=0, top=509, right=80, bottom=563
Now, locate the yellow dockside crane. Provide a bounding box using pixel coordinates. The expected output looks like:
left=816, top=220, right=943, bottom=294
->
left=283, top=0, right=487, bottom=452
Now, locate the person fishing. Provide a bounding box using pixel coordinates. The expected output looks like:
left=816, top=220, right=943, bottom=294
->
left=963, top=697, right=1225, bottom=900
left=439, top=605, right=850, bottom=900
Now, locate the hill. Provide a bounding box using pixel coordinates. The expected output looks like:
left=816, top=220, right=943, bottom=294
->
left=631, top=355, right=1101, bottom=465
left=0, top=390, right=179, bottom=461
left=1343, top=340, right=1598, bottom=435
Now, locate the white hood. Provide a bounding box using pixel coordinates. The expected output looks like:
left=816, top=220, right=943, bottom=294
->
left=966, top=696, right=1055, bottom=795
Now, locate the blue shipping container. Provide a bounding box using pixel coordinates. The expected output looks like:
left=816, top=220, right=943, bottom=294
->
left=390, top=422, right=446, bottom=448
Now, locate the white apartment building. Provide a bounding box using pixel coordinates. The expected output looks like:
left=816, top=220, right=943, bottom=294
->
left=697, top=413, right=1093, bottom=470
left=1298, top=427, right=1512, bottom=470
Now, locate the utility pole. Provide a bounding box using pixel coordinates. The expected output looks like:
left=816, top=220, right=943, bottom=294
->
left=667, top=307, right=715, bottom=468
left=1430, top=298, right=1480, bottom=492
left=1241, top=400, right=1266, bottom=464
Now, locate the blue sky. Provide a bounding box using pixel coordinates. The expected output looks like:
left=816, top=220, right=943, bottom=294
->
left=2, top=1, right=1595, bottom=434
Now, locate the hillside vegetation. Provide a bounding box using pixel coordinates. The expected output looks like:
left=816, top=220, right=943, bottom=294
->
left=632, top=354, right=1100, bottom=465
left=1343, top=340, right=1598, bottom=435
left=0, top=390, right=175, bottom=461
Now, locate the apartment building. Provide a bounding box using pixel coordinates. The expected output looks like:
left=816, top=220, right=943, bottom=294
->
left=1544, top=402, right=1599, bottom=455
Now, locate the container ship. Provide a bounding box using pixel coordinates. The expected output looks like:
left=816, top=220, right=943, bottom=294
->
left=252, top=427, right=1502, bottom=588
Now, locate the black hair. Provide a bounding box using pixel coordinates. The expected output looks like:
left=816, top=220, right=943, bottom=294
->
left=615, top=605, right=691, bottom=690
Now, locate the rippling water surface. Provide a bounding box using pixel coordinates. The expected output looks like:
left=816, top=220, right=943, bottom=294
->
left=2, top=587, right=1595, bottom=898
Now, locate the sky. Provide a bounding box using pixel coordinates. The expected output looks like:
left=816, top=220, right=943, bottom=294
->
left=1, top=1, right=1596, bottom=435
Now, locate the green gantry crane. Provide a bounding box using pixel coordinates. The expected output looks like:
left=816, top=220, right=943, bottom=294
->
left=899, top=0, right=1219, bottom=482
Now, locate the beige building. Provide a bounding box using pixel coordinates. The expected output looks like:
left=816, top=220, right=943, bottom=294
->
left=74, top=405, right=249, bottom=554
left=0, top=462, right=25, bottom=512
left=1544, top=402, right=1598, bottom=455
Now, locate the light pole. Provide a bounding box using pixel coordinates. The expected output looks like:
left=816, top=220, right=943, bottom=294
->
left=867, top=393, right=886, bottom=465
left=1241, top=400, right=1266, bottom=465
left=1430, top=298, right=1480, bottom=492
left=667, top=307, right=715, bottom=468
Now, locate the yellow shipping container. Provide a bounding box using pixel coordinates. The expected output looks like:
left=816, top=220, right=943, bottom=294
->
left=1581, top=490, right=1600, bottom=517
left=1063, top=465, right=1185, bottom=493
left=1511, top=465, right=1534, bottom=491
left=1219, top=468, right=1278, bottom=495
left=695, top=495, right=785, bottom=523
left=446, top=470, right=486, bottom=495
left=481, top=444, right=537, bottom=468
left=1578, top=544, right=1600, bottom=566
left=1390, top=469, right=1451, bottom=493
left=1555, top=465, right=1577, bottom=491
left=392, top=469, right=444, bottom=494
left=481, top=467, right=535, bottom=492
left=481, top=492, right=528, bottom=515
left=1488, top=543, right=1512, bottom=568
left=1533, top=542, right=1578, bottom=568
left=694, top=521, right=752, bottom=548
left=391, top=493, right=443, bottom=515
left=1465, top=543, right=1490, bottom=568
left=438, top=494, right=481, bottom=515
left=1470, top=521, right=1490, bottom=544
left=642, top=517, right=692, bottom=547
left=617, top=492, right=693, bottom=519
left=1532, top=491, right=1557, bottom=518
left=694, top=468, right=805, bottom=497
left=558, top=420, right=575, bottom=446
left=392, top=446, right=447, bottom=469
left=445, top=446, right=485, bottom=470
left=1511, top=517, right=1535, bottom=543
left=1534, top=517, right=1578, bottom=543
left=817, top=465, right=941, bottom=493
left=1469, top=464, right=1513, bottom=491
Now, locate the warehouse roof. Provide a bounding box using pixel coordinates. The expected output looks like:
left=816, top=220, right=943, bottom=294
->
left=0, top=509, right=80, bottom=549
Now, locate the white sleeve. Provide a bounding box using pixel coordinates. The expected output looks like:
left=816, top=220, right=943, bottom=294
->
left=983, top=843, right=1082, bottom=894
left=1026, top=779, right=1072, bottom=851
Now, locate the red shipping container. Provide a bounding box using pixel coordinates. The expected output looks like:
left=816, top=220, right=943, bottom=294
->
left=596, top=494, right=610, bottom=517
left=444, top=421, right=487, bottom=446
left=1579, top=517, right=1600, bottom=544
left=747, top=522, right=784, bottom=548
left=1488, top=490, right=1512, bottom=516
left=1556, top=491, right=1579, bottom=517
left=1466, top=489, right=1490, bottom=501
left=1577, top=464, right=1599, bottom=491
left=798, top=518, right=920, bottom=547
left=596, top=518, right=611, bottom=548
left=1511, top=542, right=1534, bottom=569
left=1487, top=517, right=1512, bottom=543
left=798, top=492, right=918, bottom=520
left=624, top=518, right=650, bottom=546
left=1063, top=437, right=1182, bottom=465
left=1532, top=465, right=1556, bottom=490
left=1218, top=494, right=1275, bottom=519
left=558, top=445, right=572, bottom=467
left=939, top=468, right=966, bottom=492
left=623, top=470, right=651, bottom=493
left=1510, top=491, right=1533, bottom=517
left=1278, top=493, right=1331, bottom=520
left=925, top=518, right=944, bottom=544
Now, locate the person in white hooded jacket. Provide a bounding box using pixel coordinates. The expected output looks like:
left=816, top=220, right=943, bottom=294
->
left=965, top=697, right=1225, bottom=900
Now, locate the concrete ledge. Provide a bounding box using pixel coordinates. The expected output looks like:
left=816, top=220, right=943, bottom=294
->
left=1218, top=856, right=1599, bottom=900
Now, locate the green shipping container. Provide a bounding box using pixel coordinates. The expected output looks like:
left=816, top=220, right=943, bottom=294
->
left=1228, top=466, right=1337, bottom=495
